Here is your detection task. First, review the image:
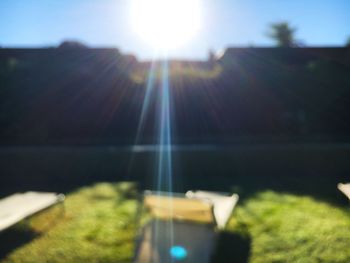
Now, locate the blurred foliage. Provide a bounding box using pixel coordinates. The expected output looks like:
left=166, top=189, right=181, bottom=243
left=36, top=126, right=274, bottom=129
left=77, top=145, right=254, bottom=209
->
left=130, top=62, right=222, bottom=84
left=0, top=47, right=350, bottom=144
left=267, top=22, right=297, bottom=47
left=346, top=37, right=350, bottom=47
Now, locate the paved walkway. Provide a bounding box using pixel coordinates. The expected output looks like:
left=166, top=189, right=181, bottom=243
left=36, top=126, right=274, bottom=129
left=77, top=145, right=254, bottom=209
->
left=135, top=220, right=216, bottom=263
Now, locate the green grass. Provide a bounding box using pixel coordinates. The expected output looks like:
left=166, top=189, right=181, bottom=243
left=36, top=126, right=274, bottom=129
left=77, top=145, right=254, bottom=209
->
left=2, top=183, right=350, bottom=262
left=227, top=191, right=350, bottom=263
left=2, top=183, right=139, bottom=263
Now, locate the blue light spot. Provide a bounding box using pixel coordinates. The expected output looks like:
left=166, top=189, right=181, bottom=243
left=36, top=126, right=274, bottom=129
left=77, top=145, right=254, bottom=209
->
left=170, top=246, right=187, bottom=261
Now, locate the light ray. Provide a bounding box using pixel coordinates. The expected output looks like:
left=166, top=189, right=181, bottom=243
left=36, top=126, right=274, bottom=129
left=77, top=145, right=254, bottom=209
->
left=150, top=55, right=175, bottom=260
left=135, top=58, right=157, bottom=143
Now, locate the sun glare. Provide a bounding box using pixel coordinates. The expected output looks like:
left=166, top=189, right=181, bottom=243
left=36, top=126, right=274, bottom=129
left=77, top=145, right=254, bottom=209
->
left=130, top=0, right=201, bottom=50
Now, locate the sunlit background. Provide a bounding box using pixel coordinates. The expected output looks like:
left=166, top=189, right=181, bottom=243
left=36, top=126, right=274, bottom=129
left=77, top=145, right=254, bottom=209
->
left=1, top=0, right=350, bottom=59
left=130, top=0, right=201, bottom=50
left=1, top=0, right=350, bottom=262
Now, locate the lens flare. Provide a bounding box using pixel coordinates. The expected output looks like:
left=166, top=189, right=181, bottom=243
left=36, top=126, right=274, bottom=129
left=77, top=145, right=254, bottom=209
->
left=130, top=0, right=201, bottom=49
left=170, top=246, right=188, bottom=260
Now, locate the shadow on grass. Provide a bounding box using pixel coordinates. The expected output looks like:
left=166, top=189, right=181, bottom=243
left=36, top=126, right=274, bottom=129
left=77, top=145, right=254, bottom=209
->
left=0, top=227, right=39, bottom=260
left=212, top=231, right=251, bottom=263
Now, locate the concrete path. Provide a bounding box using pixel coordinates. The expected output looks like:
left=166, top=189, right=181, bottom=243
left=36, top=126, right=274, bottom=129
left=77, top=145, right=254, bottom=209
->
left=135, top=219, right=216, bottom=263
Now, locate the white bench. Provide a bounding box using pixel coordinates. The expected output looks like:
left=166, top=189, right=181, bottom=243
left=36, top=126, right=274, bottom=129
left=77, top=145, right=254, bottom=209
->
left=186, top=190, right=239, bottom=229
left=0, top=191, right=65, bottom=232
left=338, top=183, right=350, bottom=201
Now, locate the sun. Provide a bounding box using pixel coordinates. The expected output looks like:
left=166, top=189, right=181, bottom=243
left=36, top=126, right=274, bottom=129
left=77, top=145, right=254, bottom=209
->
left=130, top=0, right=202, bottom=50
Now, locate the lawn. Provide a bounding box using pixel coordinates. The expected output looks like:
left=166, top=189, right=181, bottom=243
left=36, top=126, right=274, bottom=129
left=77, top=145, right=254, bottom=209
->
left=1, top=183, right=139, bottom=263
left=228, top=192, right=350, bottom=262
left=1, top=182, right=350, bottom=262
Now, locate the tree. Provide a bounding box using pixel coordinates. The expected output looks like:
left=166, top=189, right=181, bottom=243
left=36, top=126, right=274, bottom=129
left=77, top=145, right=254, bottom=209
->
left=58, top=40, right=88, bottom=49
left=346, top=36, right=350, bottom=47
left=268, top=22, right=296, bottom=47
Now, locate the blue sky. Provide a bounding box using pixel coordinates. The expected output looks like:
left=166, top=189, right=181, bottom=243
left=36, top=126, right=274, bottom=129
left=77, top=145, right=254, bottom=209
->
left=0, top=0, right=349, bottom=60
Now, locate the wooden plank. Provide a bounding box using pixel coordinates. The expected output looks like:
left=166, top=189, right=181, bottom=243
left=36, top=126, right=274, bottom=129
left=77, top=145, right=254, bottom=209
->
left=144, top=195, right=214, bottom=224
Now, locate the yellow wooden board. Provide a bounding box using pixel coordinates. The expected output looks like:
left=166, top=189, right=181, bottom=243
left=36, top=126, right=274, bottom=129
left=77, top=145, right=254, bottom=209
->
left=144, top=195, right=215, bottom=224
